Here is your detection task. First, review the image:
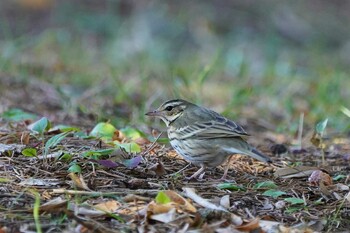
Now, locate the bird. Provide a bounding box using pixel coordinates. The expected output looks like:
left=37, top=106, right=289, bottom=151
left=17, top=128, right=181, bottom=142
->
left=146, top=99, right=272, bottom=180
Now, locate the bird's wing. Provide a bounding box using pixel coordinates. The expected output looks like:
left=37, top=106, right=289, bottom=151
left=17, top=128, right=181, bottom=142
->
left=171, top=114, right=249, bottom=140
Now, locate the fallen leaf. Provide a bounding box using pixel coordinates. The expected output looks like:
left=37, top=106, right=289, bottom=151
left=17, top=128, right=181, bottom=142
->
left=94, top=200, right=121, bottom=213
left=235, top=218, right=260, bottom=232
left=20, top=131, right=31, bottom=144
left=147, top=201, right=174, bottom=214
left=183, top=187, right=226, bottom=212
left=122, top=156, right=142, bottom=169
left=155, top=191, right=171, bottom=204
left=149, top=162, right=167, bottom=176
left=150, top=208, right=177, bottom=223
left=134, top=137, right=150, bottom=145
left=164, top=190, right=196, bottom=213
left=92, top=159, right=119, bottom=168
left=274, top=166, right=320, bottom=179
left=308, top=170, right=333, bottom=186
left=67, top=173, right=91, bottom=190
left=90, top=122, right=117, bottom=141
left=220, top=195, right=230, bottom=209
left=39, top=197, right=67, bottom=212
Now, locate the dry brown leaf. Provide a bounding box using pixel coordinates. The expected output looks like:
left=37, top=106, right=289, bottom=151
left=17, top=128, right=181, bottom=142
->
left=235, top=218, right=260, bottom=232
left=39, top=197, right=67, bottom=212
left=94, top=200, right=121, bottom=213
left=112, top=130, right=126, bottom=142
left=67, top=173, right=91, bottom=191
left=149, top=162, right=167, bottom=176
left=308, top=170, right=332, bottom=186
left=119, top=200, right=147, bottom=215
left=164, top=190, right=197, bottom=213
left=147, top=201, right=174, bottom=214
left=134, top=137, right=150, bottom=145
left=20, top=131, right=30, bottom=145
left=274, top=166, right=320, bottom=179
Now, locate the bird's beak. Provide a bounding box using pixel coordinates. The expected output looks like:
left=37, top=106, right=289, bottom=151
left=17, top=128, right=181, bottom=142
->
left=145, top=110, right=161, bottom=117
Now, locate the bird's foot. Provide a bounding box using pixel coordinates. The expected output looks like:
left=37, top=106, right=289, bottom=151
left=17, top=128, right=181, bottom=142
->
left=185, top=172, right=206, bottom=181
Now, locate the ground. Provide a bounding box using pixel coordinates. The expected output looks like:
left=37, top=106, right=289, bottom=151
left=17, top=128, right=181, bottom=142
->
left=0, top=78, right=349, bottom=233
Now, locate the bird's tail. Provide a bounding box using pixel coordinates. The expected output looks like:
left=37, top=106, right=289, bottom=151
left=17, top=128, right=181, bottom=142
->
left=223, top=144, right=272, bottom=163
left=250, top=148, right=272, bottom=163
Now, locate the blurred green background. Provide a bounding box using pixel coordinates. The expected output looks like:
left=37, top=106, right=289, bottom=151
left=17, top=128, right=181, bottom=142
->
left=1, top=0, right=349, bottom=132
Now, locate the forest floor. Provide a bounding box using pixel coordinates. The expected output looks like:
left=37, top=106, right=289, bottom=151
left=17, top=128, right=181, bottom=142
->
left=1, top=77, right=349, bottom=233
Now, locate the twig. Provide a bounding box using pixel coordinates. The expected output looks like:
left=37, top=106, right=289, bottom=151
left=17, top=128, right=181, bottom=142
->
left=142, top=132, right=163, bottom=156
left=297, top=112, right=304, bottom=150
left=51, top=188, right=160, bottom=196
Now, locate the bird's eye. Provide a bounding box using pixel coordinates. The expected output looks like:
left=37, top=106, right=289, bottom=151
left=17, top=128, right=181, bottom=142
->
left=165, top=106, right=173, bottom=111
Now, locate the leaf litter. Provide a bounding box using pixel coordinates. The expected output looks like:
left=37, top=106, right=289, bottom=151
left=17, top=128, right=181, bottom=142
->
left=1, top=120, right=349, bottom=232
left=0, top=80, right=350, bottom=232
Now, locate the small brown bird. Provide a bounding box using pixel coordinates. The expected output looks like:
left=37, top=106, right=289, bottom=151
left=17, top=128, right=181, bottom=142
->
left=146, top=99, right=272, bottom=179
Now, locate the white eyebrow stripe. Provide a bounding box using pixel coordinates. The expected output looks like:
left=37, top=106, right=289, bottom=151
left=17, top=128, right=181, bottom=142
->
left=163, top=101, right=183, bottom=108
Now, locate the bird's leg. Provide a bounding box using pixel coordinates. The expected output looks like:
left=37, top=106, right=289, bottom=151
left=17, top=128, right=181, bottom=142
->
left=220, top=155, right=233, bottom=180
left=186, top=164, right=206, bottom=180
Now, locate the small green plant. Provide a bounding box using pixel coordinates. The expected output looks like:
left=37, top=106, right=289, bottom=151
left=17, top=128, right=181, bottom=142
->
left=263, top=189, right=286, bottom=198
left=155, top=191, right=171, bottom=204
left=217, top=183, right=246, bottom=191
left=311, top=118, right=328, bottom=165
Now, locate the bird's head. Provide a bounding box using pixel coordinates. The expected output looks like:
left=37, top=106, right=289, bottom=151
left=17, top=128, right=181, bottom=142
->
left=146, top=99, right=191, bottom=126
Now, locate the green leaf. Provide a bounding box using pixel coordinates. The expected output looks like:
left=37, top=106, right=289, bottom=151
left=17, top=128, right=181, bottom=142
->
left=44, top=132, right=70, bottom=155
left=82, top=148, right=115, bottom=158
left=89, top=122, right=116, bottom=140
left=122, top=156, right=142, bottom=169
left=120, top=127, right=144, bottom=140
left=262, top=189, right=286, bottom=198
left=106, top=213, right=125, bottom=223
left=285, top=206, right=304, bottom=214
left=315, top=119, right=328, bottom=135
left=115, top=142, right=141, bottom=153
left=1, top=108, right=37, bottom=121
left=22, top=148, right=37, bottom=157
left=155, top=191, right=171, bottom=204
left=254, top=181, right=278, bottom=189
left=68, top=163, right=81, bottom=173
left=314, top=198, right=324, bottom=205
left=154, top=137, right=170, bottom=144
left=340, top=106, right=350, bottom=118
left=217, top=183, right=246, bottom=191
left=333, top=174, right=346, bottom=181
left=284, top=197, right=305, bottom=205
left=74, top=131, right=89, bottom=138
left=32, top=190, right=42, bottom=233
left=52, top=125, right=80, bottom=132
left=0, top=178, right=11, bottom=183
left=59, top=153, right=72, bottom=161
left=30, top=117, right=51, bottom=134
